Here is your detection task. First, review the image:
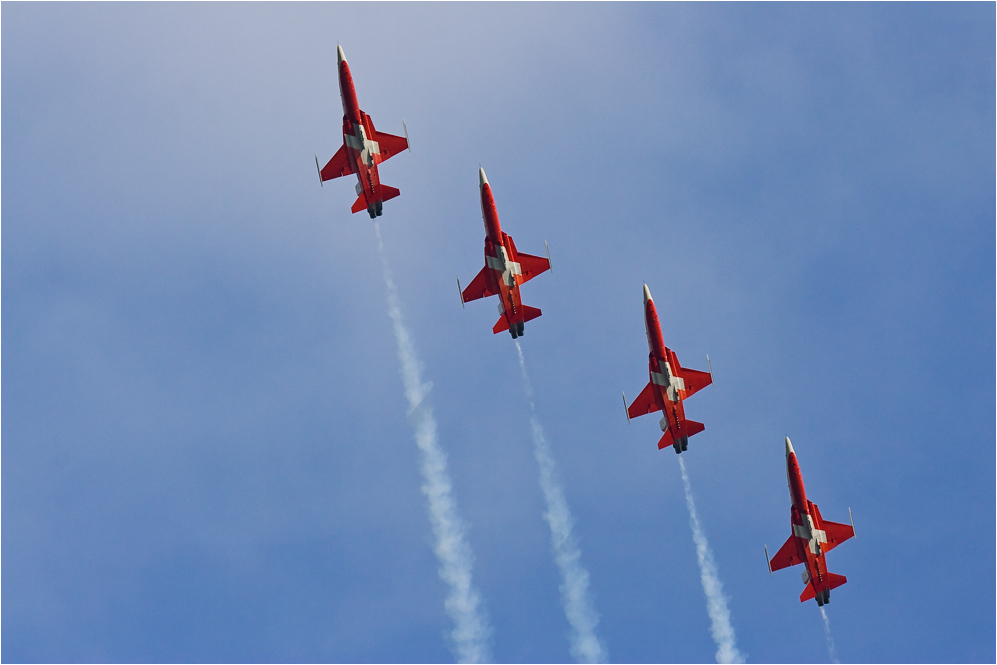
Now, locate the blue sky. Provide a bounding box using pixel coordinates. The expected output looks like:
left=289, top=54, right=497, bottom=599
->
left=3, top=3, right=994, bottom=663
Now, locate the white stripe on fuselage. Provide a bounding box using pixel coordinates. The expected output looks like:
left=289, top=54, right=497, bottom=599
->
left=345, top=124, right=380, bottom=167
left=793, top=515, right=827, bottom=554
left=651, top=359, right=685, bottom=402
left=486, top=246, right=522, bottom=287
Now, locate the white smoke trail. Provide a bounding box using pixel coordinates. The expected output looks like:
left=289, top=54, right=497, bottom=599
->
left=677, top=457, right=744, bottom=664
left=515, top=341, right=607, bottom=664
left=819, top=607, right=839, bottom=663
left=374, top=222, right=491, bottom=663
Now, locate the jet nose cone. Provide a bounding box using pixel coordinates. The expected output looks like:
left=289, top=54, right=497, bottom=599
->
left=643, top=283, right=653, bottom=306
left=337, top=44, right=346, bottom=65
left=785, top=436, right=795, bottom=458
left=479, top=167, right=489, bottom=188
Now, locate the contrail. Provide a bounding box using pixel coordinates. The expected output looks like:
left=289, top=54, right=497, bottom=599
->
left=819, top=607, right=839, bottom=663
left=515, top=341, right=607, bottom=664
left=677, top=457, right=744, bottom=664
left=374, top=222, right=491, bottom=663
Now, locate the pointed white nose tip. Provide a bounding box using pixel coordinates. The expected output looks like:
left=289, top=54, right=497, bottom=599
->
left=643, top=283, right=653, bottom=306
left=479, top=167, right=488, bottom=188
left=337, top=44, right=346, bottom=65
left=785, top=436, right=795, bottom=457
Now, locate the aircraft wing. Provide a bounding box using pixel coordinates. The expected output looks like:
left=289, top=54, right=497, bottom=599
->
left=517, top=252, right=551, bottom=284
left=678, top=367, right=712, bottom=398
left=811, top=503, right=855, bottom=554
left=462, top=265, right=498, bottom=303
left=627, top=381, right=660, bottom=419
left=321, top=144, right=354, bottom=181
left=373, top=130, right=409, bottom=162
left=769, top=534, right=803, bottom=572
left=820, top=520, right=855, bottom=554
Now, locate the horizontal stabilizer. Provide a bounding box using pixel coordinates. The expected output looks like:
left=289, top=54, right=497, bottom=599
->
left=351, top=193, right=368, bottom=214
left=800, top=572, right=848, bottom=603
left=378, top=184, right=400, bottom=202
left=522, top=305, right=542, bottom=323
left=492, top=305, right=543, bottom=334
left=657, top=428, right=676, bottom=450
left=827, top=572, right=848, bottom=590
left=683, top=419, right=705, bottom=437
left=350, top=185, right=401, bottom=215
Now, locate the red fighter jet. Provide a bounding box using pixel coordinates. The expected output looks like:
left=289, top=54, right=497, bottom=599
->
left=458, top=168, right=551, bottom=339
left=315, top=45, right=409, bottom=219
left=623, top=284, right=713, bottom=454
left=765, top=437, right=856, bottom=606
